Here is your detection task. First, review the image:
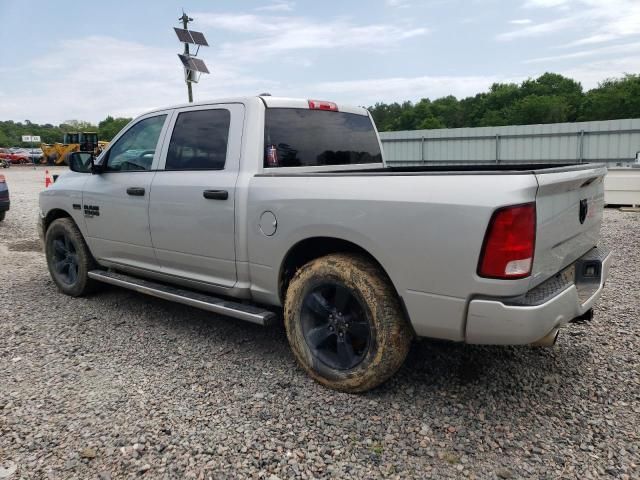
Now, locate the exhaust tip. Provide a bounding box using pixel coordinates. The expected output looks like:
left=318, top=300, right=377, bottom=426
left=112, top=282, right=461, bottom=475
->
left=531, top=328, right=560, bottom=347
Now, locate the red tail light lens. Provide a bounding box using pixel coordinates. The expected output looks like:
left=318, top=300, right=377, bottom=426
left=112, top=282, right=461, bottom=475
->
left=308, top=100, right=338, bottom=111
left=478, top=203, right=536, bottom=279
left=0, top=174, right=5, bottom=183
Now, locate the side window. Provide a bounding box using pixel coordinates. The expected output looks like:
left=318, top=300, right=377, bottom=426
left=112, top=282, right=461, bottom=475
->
left=165, top=109, right=230, bottom=171
left=105, top=115, right=167, bottom=172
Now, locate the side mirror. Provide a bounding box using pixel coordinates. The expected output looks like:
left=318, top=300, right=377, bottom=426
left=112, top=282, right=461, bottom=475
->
left=68, top=152, right=93, bottom=173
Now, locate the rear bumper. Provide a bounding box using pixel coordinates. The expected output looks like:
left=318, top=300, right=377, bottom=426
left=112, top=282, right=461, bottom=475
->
left=465, top=245, right=612, bottom=344
left=0, top=198, right=9, bottom=211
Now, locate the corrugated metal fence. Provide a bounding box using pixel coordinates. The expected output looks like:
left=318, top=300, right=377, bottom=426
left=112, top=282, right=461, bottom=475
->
left=379, top=118, right=640, bottom=166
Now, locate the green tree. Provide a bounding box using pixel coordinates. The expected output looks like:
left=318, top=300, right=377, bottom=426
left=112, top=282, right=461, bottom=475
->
left=61, top=119, right=97, bottom=131
left=0, top=129, right=9, bottom=147
left=484, top=82, right=522, bottom=112
left=417, top=116, right=445, bottom=129
left=578, top=74, right=640, bottom=121
left=459, top=93, right=489, bottom=127
left=430, top=96, right=463, bottom=128
left=477, top=109, right=509, bottom=127
left=98, top=116, right=132, bottom=141
left=368, top=72, right=637, bottom=132
left=506, top=95, right=571, bottom=125
left=520, top=73, right=583, bottom=120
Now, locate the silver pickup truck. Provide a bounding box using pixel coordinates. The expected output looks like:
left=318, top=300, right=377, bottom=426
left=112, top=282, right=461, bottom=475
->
left=39, top=96, right=611, bottom=392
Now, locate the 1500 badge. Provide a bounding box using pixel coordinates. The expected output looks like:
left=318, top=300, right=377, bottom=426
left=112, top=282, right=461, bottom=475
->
left=83, top=205, right=100, bottom=218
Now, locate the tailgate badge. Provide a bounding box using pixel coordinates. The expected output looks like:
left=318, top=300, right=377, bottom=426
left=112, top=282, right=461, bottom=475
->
left=579, top=199, right=588, bottom=224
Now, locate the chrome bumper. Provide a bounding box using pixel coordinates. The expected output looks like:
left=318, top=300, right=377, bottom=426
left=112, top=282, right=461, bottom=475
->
left=465, top=245, right=612, bottom=345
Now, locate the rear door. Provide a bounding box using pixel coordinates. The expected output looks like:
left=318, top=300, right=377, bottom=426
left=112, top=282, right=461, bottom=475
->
left=148, top=104, right=244, bottom=288
left=531, top=164, right=607, bottom=287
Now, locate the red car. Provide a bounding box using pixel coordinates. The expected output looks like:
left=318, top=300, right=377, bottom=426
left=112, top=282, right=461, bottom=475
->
left=0, top=148, right=30, bottom=164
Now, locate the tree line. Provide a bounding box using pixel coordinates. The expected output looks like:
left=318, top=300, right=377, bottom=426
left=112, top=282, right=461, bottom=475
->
left=368, top=73, right=640, bottom=132
left=1, top=72, right=638, bottom=146
left=0, top=116, right=131, bottom=147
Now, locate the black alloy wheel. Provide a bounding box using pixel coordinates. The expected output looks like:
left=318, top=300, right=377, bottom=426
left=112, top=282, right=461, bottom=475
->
left=300, top=282, right=371, bottom=370
left=45, top=217, right=99, bottom=296
left=50, top=232, right=80, bottom=286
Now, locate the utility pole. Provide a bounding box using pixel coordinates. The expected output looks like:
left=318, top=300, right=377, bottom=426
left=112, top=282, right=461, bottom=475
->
left=179, top=12, right=193, bottom=103
left=175, top=12, right=209, bottom=103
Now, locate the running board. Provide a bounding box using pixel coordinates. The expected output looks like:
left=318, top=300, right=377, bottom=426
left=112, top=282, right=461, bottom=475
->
left=87, top=270, right=276, bottom=326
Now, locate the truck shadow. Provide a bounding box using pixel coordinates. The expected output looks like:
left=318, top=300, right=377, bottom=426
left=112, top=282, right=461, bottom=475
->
left=27, top=276, right=597, bottom=423
left=400, top=336, right=587, bottom=388
left=94, top=281, right=594, bottom=398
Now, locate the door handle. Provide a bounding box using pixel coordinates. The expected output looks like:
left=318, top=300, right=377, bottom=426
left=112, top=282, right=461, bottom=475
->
left=203, top=190, right=228, bottom=200
left=126, top=187, right=145, bottom=196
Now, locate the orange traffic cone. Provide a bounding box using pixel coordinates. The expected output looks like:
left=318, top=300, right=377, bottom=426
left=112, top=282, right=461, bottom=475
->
left=45, top=170, right=52, bottom=188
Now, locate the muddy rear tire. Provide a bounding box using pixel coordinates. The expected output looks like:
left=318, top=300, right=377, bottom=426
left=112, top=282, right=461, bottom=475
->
left=284, top=253, right=413, bottom=393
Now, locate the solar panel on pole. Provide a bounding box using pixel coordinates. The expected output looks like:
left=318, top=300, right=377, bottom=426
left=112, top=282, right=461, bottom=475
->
left=177, top=54, right=190, bottom=68
left=177, top=54, right=210, bottom=75
left=174, top=27, right=194, bottom=44
left=189, top=31, right=209, bottom=47
left=189, top=57, right=210, bottom=74
left=176, top=12, right=210, bottom=101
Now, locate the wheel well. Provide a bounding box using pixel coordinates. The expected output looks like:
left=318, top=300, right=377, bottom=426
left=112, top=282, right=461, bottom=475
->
left=279, top=237, right=395, bottom=303
left=43, top=208, right=73, bottom=233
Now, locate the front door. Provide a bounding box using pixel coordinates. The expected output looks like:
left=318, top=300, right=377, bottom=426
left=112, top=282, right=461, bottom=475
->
left=83, top=113, right=171, bottom=270
left=149, top=104, right=244, bottom=288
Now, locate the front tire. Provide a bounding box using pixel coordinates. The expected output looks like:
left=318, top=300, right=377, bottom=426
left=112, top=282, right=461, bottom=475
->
left=45, top=218, right=98, bottom=296
left=284, top=253, right=413, bottom=393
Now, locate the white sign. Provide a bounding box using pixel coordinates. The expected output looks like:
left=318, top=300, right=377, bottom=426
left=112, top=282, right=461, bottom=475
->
left=22, top=135, right=32, bottom=142
left=31, top=136, right=41, bottom=142
left=21, top=135, right=41, bottom=143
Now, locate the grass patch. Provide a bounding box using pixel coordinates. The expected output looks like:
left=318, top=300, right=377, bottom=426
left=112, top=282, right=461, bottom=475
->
left=370, top=443, right=384, bottom=456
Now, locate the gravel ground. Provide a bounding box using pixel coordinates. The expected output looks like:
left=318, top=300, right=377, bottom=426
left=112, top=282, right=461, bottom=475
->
left=0, top=166, right=638, bottom=479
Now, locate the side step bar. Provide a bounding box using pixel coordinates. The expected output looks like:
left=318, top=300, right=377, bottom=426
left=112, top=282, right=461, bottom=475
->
left=87, top=270, right=276, bottom=326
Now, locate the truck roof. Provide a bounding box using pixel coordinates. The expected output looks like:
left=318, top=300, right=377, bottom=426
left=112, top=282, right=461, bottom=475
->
left=144, top=96, right=369, bottom=117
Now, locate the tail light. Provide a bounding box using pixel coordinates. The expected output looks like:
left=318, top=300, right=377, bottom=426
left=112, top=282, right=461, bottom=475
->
left=478, top=203, right=536, bottom=279
left=308, top=100, right=338, bottom=111
left=0, top=174, right=5, bottom=183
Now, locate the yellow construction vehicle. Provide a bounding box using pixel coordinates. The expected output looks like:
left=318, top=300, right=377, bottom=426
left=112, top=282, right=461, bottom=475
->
left=41, top=132, right=108, bottom=165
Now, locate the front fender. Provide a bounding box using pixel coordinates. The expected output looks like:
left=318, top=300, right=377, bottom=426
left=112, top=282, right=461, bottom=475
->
left=39, top=171, right=89, bottom=239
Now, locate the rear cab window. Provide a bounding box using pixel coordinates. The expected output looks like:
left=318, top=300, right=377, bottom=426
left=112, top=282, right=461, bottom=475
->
left=264, top=108, right=382, bottom=168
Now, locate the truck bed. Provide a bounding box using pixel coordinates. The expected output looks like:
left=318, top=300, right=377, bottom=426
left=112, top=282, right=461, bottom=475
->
left=257, top=163, right=604, bottom=176
left=250, top=161, right=607, bottom=340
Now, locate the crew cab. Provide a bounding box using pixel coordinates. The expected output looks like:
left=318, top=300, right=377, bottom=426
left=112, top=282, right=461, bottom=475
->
left=38, top=96, right=611, bottom=392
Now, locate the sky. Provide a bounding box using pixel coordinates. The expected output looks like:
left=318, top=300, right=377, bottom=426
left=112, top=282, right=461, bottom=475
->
left=0, top=0, right=639, bottom=124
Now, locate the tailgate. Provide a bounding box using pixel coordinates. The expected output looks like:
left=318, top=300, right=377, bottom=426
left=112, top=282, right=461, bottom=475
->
left=531, top=164, right=607, bottom=288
